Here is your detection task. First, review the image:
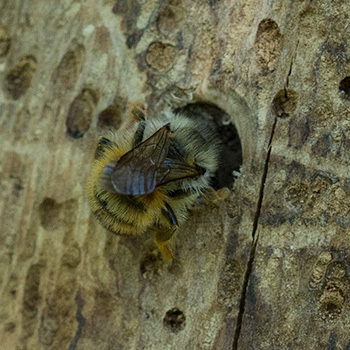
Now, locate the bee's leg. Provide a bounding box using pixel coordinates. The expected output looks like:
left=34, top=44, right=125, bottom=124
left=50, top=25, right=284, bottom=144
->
left=153, top=202, right=179, bottom=260
left=132, top=121, right=146, bottom=147
left=162, top=202, right=178, bottom=226
left=128, top=104, right=147, bottom=147
left=196, top=187, right=230, bottom=207
left=153, top=226, right=177, bottom=260
left=129, top=103, right=146, bottom=122
left=165, top=86, right=195, bottom=110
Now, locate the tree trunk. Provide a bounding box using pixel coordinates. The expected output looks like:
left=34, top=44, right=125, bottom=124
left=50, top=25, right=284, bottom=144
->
left=1, top=1, right=349, bottom=349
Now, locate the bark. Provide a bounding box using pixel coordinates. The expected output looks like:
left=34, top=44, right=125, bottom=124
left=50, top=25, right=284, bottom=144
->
left=1, top=0, right=349, bottom=349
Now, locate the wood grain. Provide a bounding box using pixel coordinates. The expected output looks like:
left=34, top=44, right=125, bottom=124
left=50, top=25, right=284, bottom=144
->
left=1, top=1, right=349, bottom=349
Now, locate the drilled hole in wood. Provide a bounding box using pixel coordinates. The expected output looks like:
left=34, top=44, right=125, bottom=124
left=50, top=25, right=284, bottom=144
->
left=39, top=197, right=76, bottom=231
left=339, top=77, right=350, bottom=99
left=5, top=55, right=37, bottom=99
left=175, top=102, right=242, bottom=190
left=140, top=252, right=164, bottom=280
left=39, top=198, right=63, bottom=231
left=255, top=18, right=282, bottom=74
left=66, top=88, right=98, bottom=138
left=163, top=308, right=186, bottom=333
left=97, top=105, right=122, bottom=130
left=272, top=89, right=298, bottom=118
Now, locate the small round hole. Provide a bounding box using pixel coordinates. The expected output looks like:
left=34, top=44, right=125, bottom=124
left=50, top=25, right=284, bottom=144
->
left=272, top=89, right=298, bottom=118
left=163, top=308, right=186, bottom=333
left=5, top=55, right=37, bottom=99
left=98, top=105, right=122, bottom=130
left=66, top=88, right=98, bottom=138
left=339, top=77, right=350, bottom=99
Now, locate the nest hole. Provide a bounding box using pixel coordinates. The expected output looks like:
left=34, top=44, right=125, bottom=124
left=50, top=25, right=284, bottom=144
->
left=97, top=105, right=123, bottom=130
left=176, top=103, right=242, bottom=190
left=339, top=77, right=350, bottom=99
left=66, top=88, right=98, bottom=138
left=163, top=308, right=186, bottom=333
left=272, top=89, right=298, bottom=118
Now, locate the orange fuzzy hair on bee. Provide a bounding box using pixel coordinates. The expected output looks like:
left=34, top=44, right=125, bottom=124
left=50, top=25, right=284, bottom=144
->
left=87, top=108, right=220, bottom=259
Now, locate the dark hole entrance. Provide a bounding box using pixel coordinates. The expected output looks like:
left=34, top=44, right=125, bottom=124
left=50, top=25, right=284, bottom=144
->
left=272, top=89, right=298, bottom=118
left=175, top=103, right=242, bottom=190
left=325, top=302, right=339, bottom=312
left=339, top=77, right=350, bottom=99
left=163, top=308, right=186, bottom=333
left=97, top=105, right=122, bottom=130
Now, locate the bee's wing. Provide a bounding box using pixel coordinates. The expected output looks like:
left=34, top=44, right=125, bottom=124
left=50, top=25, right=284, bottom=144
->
left=156, top=158, right=206, bottom=186
left=110, top=125, right=171, bottom=195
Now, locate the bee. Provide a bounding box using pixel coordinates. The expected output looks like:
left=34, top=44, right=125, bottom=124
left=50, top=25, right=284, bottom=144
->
left=87, top=105, right=220, bottom=259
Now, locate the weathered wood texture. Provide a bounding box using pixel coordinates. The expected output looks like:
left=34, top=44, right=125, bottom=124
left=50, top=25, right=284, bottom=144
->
left=1, top=0, right=349, bottom=349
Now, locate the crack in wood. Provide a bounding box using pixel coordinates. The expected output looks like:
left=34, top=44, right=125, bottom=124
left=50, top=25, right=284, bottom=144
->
left=285, top=39, right=299, bottom=91
left=232, top=117, right=278, bottom=350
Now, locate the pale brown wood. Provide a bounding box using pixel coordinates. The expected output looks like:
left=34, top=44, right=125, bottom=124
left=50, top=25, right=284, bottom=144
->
left=1, top=1, right=349, bottom=349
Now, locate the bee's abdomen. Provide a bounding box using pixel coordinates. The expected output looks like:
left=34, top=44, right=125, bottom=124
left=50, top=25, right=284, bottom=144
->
left=93, top=208, right=139, bottom=235
left=87, top=182, right=165, bottom=235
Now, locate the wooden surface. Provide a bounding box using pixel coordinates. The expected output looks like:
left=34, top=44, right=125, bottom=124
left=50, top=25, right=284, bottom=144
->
left=1, top=1, right=350, bottom=349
